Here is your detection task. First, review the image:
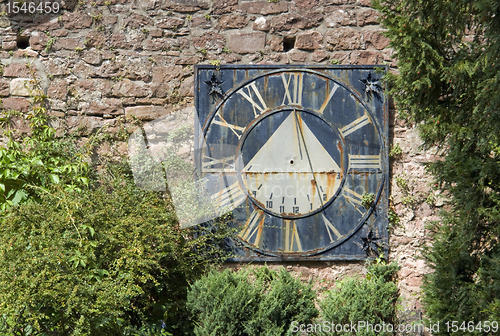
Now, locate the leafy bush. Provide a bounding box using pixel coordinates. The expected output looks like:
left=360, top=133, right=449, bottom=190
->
left=0, top=65, right=89, bottom=213
left=0, top=165, right=232, bottom=336
left=317, top=262, right=400, bottom=336
left=187, top=266, right=318, bottom=336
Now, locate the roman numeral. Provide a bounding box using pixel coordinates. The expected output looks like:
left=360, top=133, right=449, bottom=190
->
left=322, top=214, right=342, bottom=242
left=318, top=82, right=340, bottom=114
left=211, top=112, right=245, bottom=139
left=348, top=154, right=381, bottom=171
left=237, top=82, right=268, bottom=118
left=281, top=72, right=303, bottom=106
left=342, top=187, right=364, bottom=214
left=202, top=154, right=236, bottom=173
left=339, top=112, right=372, bottom=137
left=211, top=181, right=246, bottom=209
left=239, top=210, right=265, bottom=247
left=283, top=220, right=303, bottom=252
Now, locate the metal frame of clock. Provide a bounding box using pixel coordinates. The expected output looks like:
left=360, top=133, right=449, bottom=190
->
left=194, top=65, right=389, bottom=261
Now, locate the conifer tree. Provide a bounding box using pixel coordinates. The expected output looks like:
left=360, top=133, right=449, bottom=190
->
left=374, top=0, right=500, bottom=331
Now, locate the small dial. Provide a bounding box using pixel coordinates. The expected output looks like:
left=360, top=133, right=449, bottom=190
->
left=239, top=109, right=344, bottom=217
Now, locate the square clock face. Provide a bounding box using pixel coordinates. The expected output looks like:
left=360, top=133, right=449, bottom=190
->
left=194, top=65, right=389, bottom=261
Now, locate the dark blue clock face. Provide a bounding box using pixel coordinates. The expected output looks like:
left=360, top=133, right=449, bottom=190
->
left=195, top=66, right=389, bottom=261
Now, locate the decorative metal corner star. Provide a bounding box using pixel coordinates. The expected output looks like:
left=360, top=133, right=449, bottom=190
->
left=360, top=73, right=383, bottom=102
left=205, top=72, right=224, bottom=103
left=361, top=229, right=382, bottom=256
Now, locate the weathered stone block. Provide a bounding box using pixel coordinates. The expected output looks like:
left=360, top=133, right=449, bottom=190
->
left=110, top=34, right=133, bottom=50
left=0, top=17, right=10, bottom=28
left=104, top=15, right=118, bottom=26
left=330, top=51, right=351, bottom=64
left=52, top=29, right=69, bottom=37
left=55, top=38, right=84, bottom=51
left=61, top=12, right=92, bottom=29
left=222, top=53, right=242, bottom=63
left=2, top=41, right=17, bottom=50
left=44, top=59, right=72, bottom=76
left=0, top=80, right=10, bottom=97
left=272, top=12, right=322, bottom=31
left=162, top=0, right=210, bottom=12
left=85, top=31, right=106, bottom=48
left=84, top=98, right=124, bottom=116
left=152, top=65, right=184, bottom=83
left=157, top=17, right=185, bottom=29
left=311, top=50, right=328, bottom=62
left=66, top=116, right=113, bottom=136
left=193, top=32, right=225, bottom=51
left=253, top=17, right=270, bottom=31
left=189, top=16, right=212, bottom=28
left=229, top=32, right=266, bottom=54
left=112, top=80, right=149, bottom=97
left=94, top=0, right=129, bottom=5
left=179, top=76, right=194, bottom=97
left=213, top=0, right=238, bottom=14
left=150, top=29, right=163, bottom=38
left=363, top=29, right=390, bottom=50
left=295, top=0, right=320, bottom=10
left=218, top=14, right=248, bottom=30
left=240, top=1, right=288, bottom=15
left=322, top=0, right=356, bottom=4
left=2, top=97, right=30, bottom=112
left=175, top=55, right=202, bottom=65
left=325, top=8, right=356, bottom=27
left=288, top=50, right=308, bottom=62
left=350, top=50, right=382, bottom=64
left=268, top=36, right=284, bottom=52
left=3, top=63, right=30, bottom=77
left=125, top=106, right=169, bottom=121
left=82, top=50, right=102, bottom=65
left=357, top=8, right=380, bottom=25
left=326, top=27, right=364, bottom=50
left=295, top=31, right=323, bottom=50
left=13, top=49, right=38, bottom=58
left=124, top=13, right=154, bottom=29
left=29, top=31, right=49, bottom=51
left=10, top=78, right=34, bottom=97
left=47, top=79, right=68, bottom=100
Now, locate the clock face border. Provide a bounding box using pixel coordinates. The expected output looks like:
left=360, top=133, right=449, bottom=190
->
left=195, top=65, right=389, bottom=261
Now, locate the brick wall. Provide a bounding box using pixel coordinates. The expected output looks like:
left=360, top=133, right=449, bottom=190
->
left=0, top=0, right=441, bottom=321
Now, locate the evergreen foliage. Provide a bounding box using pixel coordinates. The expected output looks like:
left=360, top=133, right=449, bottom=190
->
left=186, top=266, right=318, bottom=336
left=318, top=262, right=399, bottom=336
left=0, top=164, right=233, bottom=336
left=374, top=0, right=500, bottom=331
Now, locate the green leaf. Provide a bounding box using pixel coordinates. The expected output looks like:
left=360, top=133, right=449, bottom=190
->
left=49, top=174, right=60, bottom=184
left=11, top=189, right=28, bottom=206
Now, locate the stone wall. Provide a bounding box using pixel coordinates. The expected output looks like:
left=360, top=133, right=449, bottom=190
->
left=0, top=0, right=441, bottom=322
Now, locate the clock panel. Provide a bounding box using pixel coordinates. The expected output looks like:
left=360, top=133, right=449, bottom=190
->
left=195, top=66, right=389, bottom=261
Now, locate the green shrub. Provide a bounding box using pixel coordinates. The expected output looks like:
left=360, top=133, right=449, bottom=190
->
left=317, top=262, right=400, bottom=336
left=187, top=266, right=318, bottom=336
left=0, top=65, right=90, bottom=213
left=0, top=165, right=232, bottom=336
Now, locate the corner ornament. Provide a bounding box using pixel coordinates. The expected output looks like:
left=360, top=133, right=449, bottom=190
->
left=205, top=72, right=224, bottom=103
left=360, top=73, right=383, bottom=102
